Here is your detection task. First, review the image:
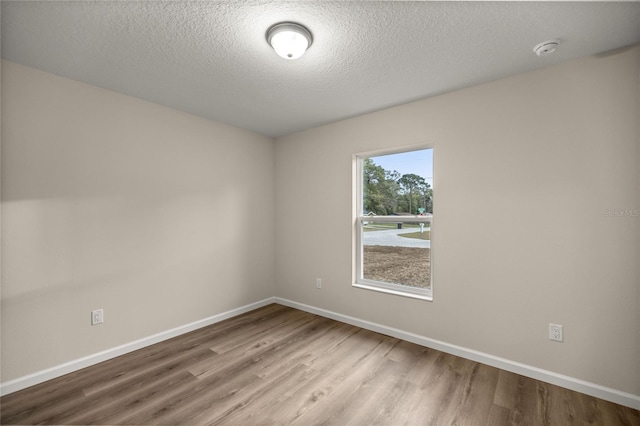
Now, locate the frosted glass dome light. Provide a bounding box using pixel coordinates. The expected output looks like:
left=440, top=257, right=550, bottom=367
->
left=267, top=22, right=313, bottom=60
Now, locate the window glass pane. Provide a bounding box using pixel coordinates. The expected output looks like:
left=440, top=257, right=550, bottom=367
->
left=360, top=149, right=432, bottom=292
left=363, top=150, right=432, bottom=215
left=362, top=220, right=431, bottom=289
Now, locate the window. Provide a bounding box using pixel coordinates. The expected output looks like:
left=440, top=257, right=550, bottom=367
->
left=354, top=148, right=433, bottom=300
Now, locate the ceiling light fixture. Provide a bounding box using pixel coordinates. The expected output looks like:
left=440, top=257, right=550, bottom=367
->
left=266, top=22, right=313, bottom=60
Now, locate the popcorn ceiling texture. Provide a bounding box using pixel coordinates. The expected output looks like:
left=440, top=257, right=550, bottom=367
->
left=2, top=1, right=639, bottom=137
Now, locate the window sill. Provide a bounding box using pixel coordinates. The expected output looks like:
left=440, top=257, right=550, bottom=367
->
left=353, top=282, right=433, bottom=302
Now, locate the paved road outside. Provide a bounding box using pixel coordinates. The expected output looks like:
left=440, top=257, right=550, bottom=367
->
left=363, top=227, right=431, bottom=248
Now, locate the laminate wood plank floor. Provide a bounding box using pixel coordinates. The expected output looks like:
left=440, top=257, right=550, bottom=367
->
left=2, top=304, right=638, bottom=425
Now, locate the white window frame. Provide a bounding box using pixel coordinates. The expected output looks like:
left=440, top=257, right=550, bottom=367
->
left=353, top=148, right=433, bottom=301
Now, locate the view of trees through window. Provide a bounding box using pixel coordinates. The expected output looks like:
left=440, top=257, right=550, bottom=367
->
left=363, top=158, right=432, bottom=215
left=358, top=149, right=432, bottom=295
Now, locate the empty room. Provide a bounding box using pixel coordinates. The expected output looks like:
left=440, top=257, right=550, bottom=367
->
left=1, top=1, right=639, bottom=425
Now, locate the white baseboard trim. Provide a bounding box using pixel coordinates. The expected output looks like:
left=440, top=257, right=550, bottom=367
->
left=0, top=297, right=276, bottom=397
left=274, top=297, right=640, bottom=410
left=3, top=296, right=638, bottom=410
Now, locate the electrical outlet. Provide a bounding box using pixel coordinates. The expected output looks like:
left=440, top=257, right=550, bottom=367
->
left=91, top=309, right=104, bottom=326
left=549, top=323, right=563, bottom=342
left=316, top=278, right=322, bottom=289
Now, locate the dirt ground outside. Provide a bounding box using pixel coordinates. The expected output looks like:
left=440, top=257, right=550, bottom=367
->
left=363, top=245, right=430, bottom=289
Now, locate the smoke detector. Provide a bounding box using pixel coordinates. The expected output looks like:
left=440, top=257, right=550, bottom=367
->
left=533, top=40, right=559, bottom=57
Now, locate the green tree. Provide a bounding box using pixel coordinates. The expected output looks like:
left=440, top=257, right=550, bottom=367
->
left=398, top=173, right=427, bottom=214
left=363, top=158, right=387, bottom=214
left=364, top=159, right=430, bottom=215
left=383, top=169, right=401, bottom=213
left=418, top=185, right=433, bottom=214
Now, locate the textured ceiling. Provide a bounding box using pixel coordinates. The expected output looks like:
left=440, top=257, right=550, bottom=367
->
left=2, top=1, right=640, bottom=138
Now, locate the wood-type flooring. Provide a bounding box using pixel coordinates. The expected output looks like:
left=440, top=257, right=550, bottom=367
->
left=2, top=304, right=639, bottom=425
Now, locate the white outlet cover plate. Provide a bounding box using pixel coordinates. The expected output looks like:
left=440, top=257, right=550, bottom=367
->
left=549, top=323, right=563, bottom=342
left=92, top=309, right=104, bottom=325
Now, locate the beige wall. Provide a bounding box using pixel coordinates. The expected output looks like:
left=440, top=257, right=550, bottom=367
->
left=1, top=61, right=275, bottom=381
left=2, top=46, right=639, bottom=397
left=275, top=46, right=640, bottom=395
